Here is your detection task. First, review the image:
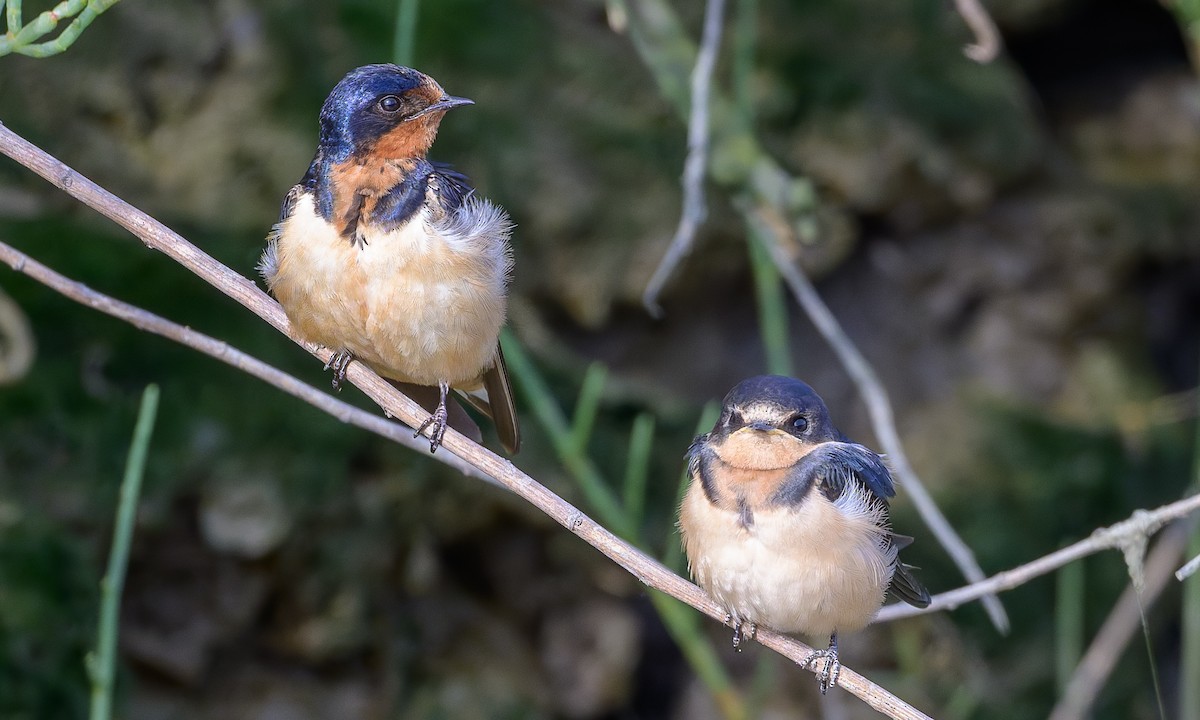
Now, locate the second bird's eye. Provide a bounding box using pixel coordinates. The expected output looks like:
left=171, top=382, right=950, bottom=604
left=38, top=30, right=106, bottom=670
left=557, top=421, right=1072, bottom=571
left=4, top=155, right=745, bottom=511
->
left=378, top=95, right=402, bottom=113
left=792, top=416, right=809, bottom=432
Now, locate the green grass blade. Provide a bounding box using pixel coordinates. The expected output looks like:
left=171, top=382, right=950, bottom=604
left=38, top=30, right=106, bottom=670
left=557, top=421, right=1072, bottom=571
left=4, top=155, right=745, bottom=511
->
left=621, top=412, right=655, bottom=531
left=499, top=331, right=627, bottom=534
left=570, top=363, right=608, bottom=454
left=392, top=0, right=421, bottom=66
left=87, top=384, right=161, bottom=720
left=1055, top=560, right=1084, bottom=696
left=747, top=224, right=792, bottom=376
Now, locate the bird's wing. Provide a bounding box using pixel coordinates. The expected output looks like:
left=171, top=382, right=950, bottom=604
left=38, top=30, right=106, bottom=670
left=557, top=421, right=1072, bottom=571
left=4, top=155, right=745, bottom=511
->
left=430, top=162, right=473, bottom=212
left=456, top=344, right=521, bottom=455
left=277, top=183, right=305, bottom=223
left=775, top=442, right=932, bottom=608
left=259, top=183, right=308, bottom=286
left=771, top=441, right=896, bottom=506
left=889, top=562, right=932, bottom=608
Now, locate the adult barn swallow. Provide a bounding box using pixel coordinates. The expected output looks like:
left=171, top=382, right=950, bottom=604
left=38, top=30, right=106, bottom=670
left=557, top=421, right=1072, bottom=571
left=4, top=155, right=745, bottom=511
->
left=259, top=64, right=519, bottom=454
left=679, top=375, right=930, bottom=693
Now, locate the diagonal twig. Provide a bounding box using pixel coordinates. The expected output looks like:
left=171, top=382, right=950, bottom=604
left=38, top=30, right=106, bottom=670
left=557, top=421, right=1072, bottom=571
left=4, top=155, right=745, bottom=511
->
left=0, top=120, right=932, bottom=719
left=641, top=0, right=726, bottom=316
left=0, top=240, right=488, bottom=483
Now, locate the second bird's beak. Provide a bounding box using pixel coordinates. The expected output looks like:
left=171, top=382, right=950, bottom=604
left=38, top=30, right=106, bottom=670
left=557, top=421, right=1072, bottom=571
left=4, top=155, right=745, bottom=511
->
left=744, top=421, right=777, bottom=434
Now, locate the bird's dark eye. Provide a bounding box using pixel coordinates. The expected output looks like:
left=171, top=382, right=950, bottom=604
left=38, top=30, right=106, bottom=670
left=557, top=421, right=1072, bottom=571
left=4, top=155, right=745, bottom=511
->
left=724, top=409, right=743, bottom=427
left=378, top=95, right=402, bottom=113
left=792, top=415, right=809, bottom=432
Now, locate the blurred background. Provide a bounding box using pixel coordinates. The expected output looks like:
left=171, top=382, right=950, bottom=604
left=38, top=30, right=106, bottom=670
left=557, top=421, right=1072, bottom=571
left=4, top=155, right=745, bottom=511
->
left=1, top=0, right=1199, bottom=718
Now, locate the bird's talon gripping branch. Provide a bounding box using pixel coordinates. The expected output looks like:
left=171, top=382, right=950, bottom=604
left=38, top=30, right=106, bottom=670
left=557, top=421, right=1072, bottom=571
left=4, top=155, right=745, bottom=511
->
left=802, top=634, right=841, bottom=695
left=731, top=620, right=757, bottom=651
left=324, top=350, right=354, bottom=390
left=415, top=380, right=451, bottom=452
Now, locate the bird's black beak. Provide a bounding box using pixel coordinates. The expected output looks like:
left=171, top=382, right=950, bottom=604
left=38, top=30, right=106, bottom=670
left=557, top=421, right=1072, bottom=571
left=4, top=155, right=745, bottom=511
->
left=417, top=95, right=474, bottom=117
left=747, top=421, right=773, bottom=433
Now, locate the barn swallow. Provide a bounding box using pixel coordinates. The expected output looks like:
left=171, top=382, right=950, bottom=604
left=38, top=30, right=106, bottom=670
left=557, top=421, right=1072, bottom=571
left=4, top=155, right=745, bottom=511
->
left=259, top=64, right=519, bottom=454
left=679, top=375, right=930, bottom=693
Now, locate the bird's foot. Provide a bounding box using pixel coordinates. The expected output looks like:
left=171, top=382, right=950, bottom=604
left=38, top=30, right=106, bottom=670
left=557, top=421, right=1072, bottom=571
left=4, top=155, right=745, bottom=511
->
left=730, top=619, right=757, bottom=652
left=802, top=634, right=841, bottom=694
left=324, top=351, right=354, bottom=390
left=414, top=381, right=451, bottom=453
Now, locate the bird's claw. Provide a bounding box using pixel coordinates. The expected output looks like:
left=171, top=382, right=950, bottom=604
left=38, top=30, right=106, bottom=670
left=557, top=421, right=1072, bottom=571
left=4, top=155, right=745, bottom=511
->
left=324, top=351, right=354, bottom=390
left=802, top=646, right=841, bottom=694
left=415, top=401, right=449, bottom=453
left=730, top=619, right=757, bottom=652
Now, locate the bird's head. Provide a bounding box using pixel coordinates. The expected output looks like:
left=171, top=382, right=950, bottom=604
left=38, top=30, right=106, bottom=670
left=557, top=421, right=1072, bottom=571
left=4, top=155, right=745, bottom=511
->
left=317, top=64, right=473, bottom=163
left=707, top=375, right=843, bottom=470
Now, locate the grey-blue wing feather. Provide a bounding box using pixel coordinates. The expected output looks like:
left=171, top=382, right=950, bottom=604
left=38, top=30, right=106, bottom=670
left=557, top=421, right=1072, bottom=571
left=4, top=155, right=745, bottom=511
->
left=431, top=161, right=473, bottom=213
left=769, top=441, right=931, bottom=608
left=770, top=441, right=895, bottom=507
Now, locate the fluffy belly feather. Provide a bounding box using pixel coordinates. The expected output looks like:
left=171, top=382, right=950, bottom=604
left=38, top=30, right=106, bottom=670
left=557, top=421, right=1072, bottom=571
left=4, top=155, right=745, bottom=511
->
left=265, top=194, right=506, bottom=386
left=680, top=483, right=892, bottom=639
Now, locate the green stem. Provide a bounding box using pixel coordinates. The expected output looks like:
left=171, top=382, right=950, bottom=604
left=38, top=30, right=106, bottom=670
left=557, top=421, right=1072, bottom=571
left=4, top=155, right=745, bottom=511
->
left=500, top=331, right=628, bottom=535
left=621, top=413, right=655, bottom=531
left=1055, top=560, right=1084, bottom=696
left=1, top=0, right=121, bottom=58
left=746, top=224, right=792, bottom=375
left=392, top=0, right=420, bottom=67
left=6, top=0, right=20, bottom=34
left=87, top=384, right=160, bottom=720
left=570, top=363, right=608, bottom=454
left=732, top=0, right=757, bottom=133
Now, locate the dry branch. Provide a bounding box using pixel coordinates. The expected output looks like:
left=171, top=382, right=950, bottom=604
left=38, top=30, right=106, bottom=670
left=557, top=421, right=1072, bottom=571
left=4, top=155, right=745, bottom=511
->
left=0, top=121, right=932, bottom=718
left=951, top=0, right=1001, bottom=63
left=877, top=493, right=1200, bottom=622
left=1048, top=520, right=1193, bottom=720
left=641, top=0, right=726, bottom=315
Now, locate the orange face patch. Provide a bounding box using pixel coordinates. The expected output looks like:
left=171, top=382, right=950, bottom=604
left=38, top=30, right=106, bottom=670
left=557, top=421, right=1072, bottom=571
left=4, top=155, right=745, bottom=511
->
left=372, top=113, right=445, bottom=159
left=713, top=428, right=812, bottom=471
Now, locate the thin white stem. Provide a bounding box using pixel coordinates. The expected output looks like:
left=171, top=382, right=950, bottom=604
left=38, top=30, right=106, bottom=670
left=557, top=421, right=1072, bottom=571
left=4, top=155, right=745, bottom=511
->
left=641, top=0, right=726, bottom=315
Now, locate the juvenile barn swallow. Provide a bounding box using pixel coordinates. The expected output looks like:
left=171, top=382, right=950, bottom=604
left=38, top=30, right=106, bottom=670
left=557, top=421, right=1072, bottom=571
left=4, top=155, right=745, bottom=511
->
left=679, top=375, right=930, bottom=693
left=259, top=64, right=519, bottom=454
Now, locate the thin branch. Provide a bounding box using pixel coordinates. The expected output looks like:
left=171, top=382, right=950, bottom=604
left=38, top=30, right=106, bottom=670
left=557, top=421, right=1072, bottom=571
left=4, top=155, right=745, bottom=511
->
left=951, top=0, right=1001, bottom=63
left=877, top=494, right=1200, bottom=622
left=1048, top=520, right=1193, bottom=720
left=747, top=202, right=1010, bottom=632
left=0, top=122, right=931, bottom=718
left=641, top=0, right=726, bottom=316
left=1178, top=551, right=1200, bottom=582
left=0, top=239, right=488, bottom=484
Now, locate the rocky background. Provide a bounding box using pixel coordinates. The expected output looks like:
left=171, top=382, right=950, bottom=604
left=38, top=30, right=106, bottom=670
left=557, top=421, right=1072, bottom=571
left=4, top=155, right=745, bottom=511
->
left=1, top=0, right=1198, bottom=718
